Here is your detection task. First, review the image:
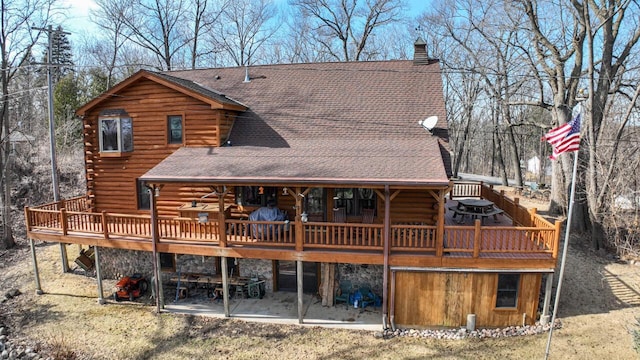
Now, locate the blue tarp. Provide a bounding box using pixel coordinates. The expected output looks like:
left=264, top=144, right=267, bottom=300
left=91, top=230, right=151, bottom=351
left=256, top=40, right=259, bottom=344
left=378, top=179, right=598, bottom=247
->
left=248, top=206, right=287, bottom=239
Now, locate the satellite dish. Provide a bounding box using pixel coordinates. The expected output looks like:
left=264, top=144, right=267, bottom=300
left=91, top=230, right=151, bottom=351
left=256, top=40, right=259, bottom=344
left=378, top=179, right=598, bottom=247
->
left=418, top=116, right=438, bottom=132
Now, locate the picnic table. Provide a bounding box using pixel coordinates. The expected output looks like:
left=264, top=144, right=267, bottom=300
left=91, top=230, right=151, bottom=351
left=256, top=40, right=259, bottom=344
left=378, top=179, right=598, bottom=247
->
left=448, top=198, right=504, bottom=224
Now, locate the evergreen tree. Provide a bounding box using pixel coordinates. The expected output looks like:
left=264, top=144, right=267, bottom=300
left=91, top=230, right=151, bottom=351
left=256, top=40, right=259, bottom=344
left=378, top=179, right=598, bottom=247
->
left=42, top=26, right=74, bottom=84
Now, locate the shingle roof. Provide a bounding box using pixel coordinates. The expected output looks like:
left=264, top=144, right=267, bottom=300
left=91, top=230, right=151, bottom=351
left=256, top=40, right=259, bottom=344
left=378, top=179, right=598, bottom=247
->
left=148, top=71, right=245, bottom=108
left=167, top=61, right=449, bottom=144
left=141, top=60, right=451, bottom=186
left=141, top=138, right=448, bottom=187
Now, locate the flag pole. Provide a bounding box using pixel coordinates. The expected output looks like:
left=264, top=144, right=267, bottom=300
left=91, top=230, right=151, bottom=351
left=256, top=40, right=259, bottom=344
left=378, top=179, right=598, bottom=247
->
left=544, top=149, right=579, bottom=359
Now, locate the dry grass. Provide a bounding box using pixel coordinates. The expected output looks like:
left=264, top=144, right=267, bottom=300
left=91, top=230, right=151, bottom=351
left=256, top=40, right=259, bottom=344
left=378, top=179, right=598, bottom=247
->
left=1, top=242, right=639, bottom=360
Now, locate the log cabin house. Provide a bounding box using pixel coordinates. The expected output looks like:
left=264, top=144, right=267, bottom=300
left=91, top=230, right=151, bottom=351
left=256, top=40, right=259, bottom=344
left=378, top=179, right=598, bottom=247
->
left=24, top=39, right=561, bottom=329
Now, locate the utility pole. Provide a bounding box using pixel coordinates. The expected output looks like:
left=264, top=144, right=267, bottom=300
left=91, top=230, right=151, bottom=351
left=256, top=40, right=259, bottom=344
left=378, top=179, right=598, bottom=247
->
left=32, top=25, right=71, bottom=273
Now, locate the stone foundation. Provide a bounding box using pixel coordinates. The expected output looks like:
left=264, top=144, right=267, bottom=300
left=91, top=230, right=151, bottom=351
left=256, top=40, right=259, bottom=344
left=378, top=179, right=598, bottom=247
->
left=96, top=247, right=381, bottom=296
left=336, top=263, right=383, bottom=295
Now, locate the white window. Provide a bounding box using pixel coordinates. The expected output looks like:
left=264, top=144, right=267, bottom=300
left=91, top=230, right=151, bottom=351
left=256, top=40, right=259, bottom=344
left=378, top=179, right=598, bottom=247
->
left=99, top=112, right=133, bottom=154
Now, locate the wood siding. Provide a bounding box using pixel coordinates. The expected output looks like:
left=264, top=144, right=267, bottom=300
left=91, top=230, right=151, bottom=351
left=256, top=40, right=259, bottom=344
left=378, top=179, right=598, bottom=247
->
left=393, top=271, right=542, bottom=328
left=81, top=78, right=238, bottom=214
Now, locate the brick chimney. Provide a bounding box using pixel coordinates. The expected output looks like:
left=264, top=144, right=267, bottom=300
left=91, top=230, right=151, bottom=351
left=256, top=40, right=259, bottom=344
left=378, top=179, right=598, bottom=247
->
left=413, top=37, right=428, bottom=65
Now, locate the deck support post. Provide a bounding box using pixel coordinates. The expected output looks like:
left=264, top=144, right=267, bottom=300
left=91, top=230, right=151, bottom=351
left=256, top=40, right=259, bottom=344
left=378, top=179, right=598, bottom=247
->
left=156, top=253, right=165, bottom=309
left=221, top=256, right=230, bottom=317
left=540, top=273, right=554, bottom=324
left=29, top=239, right=44, bottom=295
left=59, top=243, right=69, bottom=273
left=382, top=185, right=391, bottom=329
left=297, top=260, right=304, bottom=324
left=94, top=246, right=105, bottom=304
left=149, top=186, right=162, bottom=313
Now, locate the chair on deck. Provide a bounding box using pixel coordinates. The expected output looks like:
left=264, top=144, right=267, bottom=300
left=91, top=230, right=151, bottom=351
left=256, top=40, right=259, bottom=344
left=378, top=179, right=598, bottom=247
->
left=361, top=208, right=375, bottom=224
left=333, top=207, right=347, bottom=242
left=335, top=280, right=352, bottom=309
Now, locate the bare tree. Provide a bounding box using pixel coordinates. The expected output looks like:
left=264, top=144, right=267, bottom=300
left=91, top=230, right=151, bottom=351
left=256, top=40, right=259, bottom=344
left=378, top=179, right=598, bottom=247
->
left=519, top=0, right=640, bottom=249
left=90, top=0, right=132, bottom=88
left=0, top=0, right=55, bottom=248
left=189, top=0, right=225, bottom=69
left=289, top=0, right=404, bottom=62
left=208, top=0, right=279, bottom=66
left=116, top=0, right=191, bottom=70
left=423, top=0, right=536, bottom=186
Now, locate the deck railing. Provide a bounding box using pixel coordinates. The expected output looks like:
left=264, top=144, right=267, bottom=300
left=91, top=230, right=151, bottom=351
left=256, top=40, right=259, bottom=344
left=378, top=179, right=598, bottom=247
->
left=25, top=183, right=560, bottom=260
left=303, top=222, right=384, bottom=249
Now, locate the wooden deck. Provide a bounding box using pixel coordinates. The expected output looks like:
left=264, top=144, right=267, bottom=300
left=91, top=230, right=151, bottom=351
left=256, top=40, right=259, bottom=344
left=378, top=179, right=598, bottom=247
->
left=25, top=184, right=560, bottom=269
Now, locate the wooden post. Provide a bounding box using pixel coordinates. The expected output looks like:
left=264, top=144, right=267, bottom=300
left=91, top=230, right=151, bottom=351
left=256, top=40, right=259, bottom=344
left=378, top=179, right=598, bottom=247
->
left=553, top=221, right=562, bottom=259
left=382, top=185, right=391, bottom=329
left=512, top=198, right=520, bottom=226
left=321, top=263, right=329, bottom=306
left=60, top=208, right=68, bottom=235
left=156, top=252, right=165, bottom=309
left=94, top=246, right=105, bottom=304
left=101, top=211, right=109, bottom=239
left=221, top=256, right=230, bottom=317
left=436, top=189, right=445, bottom=258
left=297, top=260, right=304, bottom=324
left=218, top=188, right=228, bottom=247
left=473, top=219, right=482, bottom=258
left=24, top=206, right=31, bottom=232
left=149, top=186, right=161, bottom=313
left=29, top=238, right=43, bottom=295
left=295, top=187, right=304, bottom=251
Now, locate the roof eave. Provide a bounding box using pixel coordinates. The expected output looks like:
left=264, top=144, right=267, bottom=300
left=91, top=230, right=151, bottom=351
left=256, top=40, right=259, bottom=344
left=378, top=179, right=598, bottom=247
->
left=139, top=175, right=451, bottom=189
left=75, top=70, right=247, bottom=116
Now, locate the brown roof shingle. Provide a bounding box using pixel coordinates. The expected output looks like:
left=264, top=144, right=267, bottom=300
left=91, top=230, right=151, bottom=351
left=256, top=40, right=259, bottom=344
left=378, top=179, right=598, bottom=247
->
left=141, top=60, right=451, bottom=186
left=141, top=138, right=448, bottom=186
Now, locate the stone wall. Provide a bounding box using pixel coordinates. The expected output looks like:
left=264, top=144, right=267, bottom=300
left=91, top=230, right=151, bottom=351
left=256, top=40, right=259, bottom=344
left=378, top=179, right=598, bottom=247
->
left=97, top=248, right=381, bottom=296
left=336, top=264, right=383, bottom=295
left=237, top=259, right=274, bottom=292
left=98, top=248, right=155, bottom=280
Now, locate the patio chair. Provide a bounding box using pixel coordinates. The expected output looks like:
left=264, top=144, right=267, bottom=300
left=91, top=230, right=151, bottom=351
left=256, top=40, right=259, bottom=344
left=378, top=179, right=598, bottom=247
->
left=333, top=207, right=346, bottom=223
left=361, top=208, right=375, bottom=224
left=335, top=280, right=352, bottom=309
left=332, top=207, right=347, bottom=243
left=356, top=284, right=379, bottom=309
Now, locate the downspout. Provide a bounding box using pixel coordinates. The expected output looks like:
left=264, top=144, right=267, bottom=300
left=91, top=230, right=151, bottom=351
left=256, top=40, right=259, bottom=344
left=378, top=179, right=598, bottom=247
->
left=390, top=269, right=397, bottom=331
left=382, top=185, right=391, bottom=329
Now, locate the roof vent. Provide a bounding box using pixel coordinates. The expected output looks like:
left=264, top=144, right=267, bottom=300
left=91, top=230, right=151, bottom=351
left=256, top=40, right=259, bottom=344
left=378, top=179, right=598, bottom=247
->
left=413, top=37, right=428, bottom=65
left=243, top=66, right=250, bottom=83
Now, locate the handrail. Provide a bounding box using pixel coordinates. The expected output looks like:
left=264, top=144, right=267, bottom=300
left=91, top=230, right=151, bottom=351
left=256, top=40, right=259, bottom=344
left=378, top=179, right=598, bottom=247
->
left=25, top=188, right=559, bottom=260
left=303, top=221, right=384, bottom=249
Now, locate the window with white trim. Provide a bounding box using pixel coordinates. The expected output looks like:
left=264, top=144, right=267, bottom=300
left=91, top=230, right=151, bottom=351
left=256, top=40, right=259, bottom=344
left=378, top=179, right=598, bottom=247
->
left=98, top=110, right=133, bottom=154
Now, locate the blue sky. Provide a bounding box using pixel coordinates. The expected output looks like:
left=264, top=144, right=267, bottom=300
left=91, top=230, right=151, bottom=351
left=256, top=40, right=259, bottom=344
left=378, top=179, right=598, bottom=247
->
left=60, top=0, right=429, bottom=35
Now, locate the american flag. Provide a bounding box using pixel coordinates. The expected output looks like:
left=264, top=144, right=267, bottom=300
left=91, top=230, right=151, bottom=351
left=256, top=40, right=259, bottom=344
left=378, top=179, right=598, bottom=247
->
left=543, top=114, right=581, bottom=160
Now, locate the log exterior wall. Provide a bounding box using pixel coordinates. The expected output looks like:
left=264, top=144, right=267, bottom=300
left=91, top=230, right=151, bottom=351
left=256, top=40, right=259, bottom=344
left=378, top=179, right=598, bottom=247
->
left=393, top=271, right=542, bottom=328
left=81, top=78, right=239, bottom=214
